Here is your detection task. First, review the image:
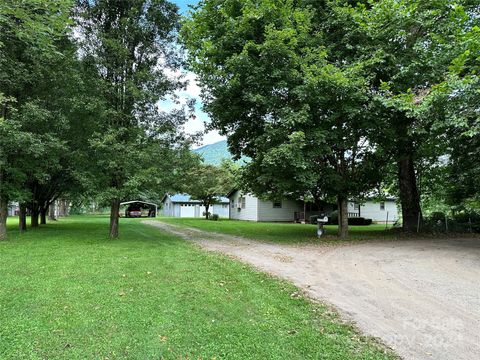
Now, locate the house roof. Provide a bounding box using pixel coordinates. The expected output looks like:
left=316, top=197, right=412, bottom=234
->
left=226, top=189, right=238, bottom=198
left=162, top=193, right=229, bottom=204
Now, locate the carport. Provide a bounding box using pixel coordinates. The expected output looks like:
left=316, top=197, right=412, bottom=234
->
left=120, top=201, right=158, bottom=218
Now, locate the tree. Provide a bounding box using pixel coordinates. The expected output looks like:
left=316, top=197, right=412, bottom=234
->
left=327, top=0, right=480, bottom=230
left=186, top=163, right=231, bottom=219
left=76, top=0, right=191, bottom=238
left=182, top=0, right=384, bottom=236
left=0, top=0, right=73, bottom=239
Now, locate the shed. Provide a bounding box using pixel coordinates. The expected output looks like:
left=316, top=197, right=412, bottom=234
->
left=120, top=201, right=158, bottom=218
left=161, top=194, right=229, bottom=218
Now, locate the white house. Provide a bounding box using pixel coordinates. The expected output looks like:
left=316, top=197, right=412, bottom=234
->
left=228, top=190, right=303, bottom=222
left=161, top=194, right=230, bottom=219
left=348, top=198, right=398, bottom=223
left=7, top=202, right=19, bottom=217
left=227, top=190, right=399, bottom=223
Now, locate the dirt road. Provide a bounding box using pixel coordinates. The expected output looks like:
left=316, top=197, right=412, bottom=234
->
left=143, top=221, right=480, bottom=360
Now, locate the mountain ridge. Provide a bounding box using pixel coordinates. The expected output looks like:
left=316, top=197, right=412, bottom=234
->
left=193, top=140, right=231, bottom=165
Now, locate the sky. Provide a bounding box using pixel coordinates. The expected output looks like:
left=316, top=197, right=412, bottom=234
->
left=159, top=0, right=226, bottom=147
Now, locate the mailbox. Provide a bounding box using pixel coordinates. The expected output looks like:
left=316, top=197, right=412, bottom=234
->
left=317, top=215, right=328, bottom=238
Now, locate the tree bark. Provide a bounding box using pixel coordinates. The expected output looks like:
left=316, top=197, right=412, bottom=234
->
left=19, top=203, right=27, bottom=232
left=31, top=207, right=39, bottom=228
left=109, top=198, right=120, bottom=239
left=58, top=199, right=67, bottom=217
left=0, top=195, right=8, bottom=241
left=397, top=155, right=422, bottom=232
left=205, top=203, right=210, bottom=219
left=48, top=202, right=57, bottom=221
left=337, top=196, right=348, bottom=238
left=40, top=207, right=47, bottom=225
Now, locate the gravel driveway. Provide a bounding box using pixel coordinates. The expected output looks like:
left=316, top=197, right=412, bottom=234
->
left=143, top=221, right=480, bottom=360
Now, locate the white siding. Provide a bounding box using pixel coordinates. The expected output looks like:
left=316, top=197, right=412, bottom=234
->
left=212, top=203, right=229, bottom=219
left=359, top=200, right=398, bottom=223
left=229, top=190, right=258, bottom=221
left=162, top=197, right=174, bottom=216
left=256, top=199, right=303, bottom=222
left=180, top=204, right=196, bottom=217
left=162, top=197, right=229, bottom=218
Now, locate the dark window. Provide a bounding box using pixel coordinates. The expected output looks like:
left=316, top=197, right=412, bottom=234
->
left=240, top=197, right=246, bottom=209
left=273, top=201, right=282, bottom=208
left=380, top=202, right=385, bottom=210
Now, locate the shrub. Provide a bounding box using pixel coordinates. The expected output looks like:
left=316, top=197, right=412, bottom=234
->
left=309, top=215, right=319, bottom=224
left=210, top=214, right=219, bottom=221
left=328, top=211, right=338, bottom=225
left=327, top=214, right=372, bottom=226
left=202, top=211, right=211, bottom=218
left=453, top=211, right=480, bottom=224
left=430, top=212, right=446, bottom=222
left=348, top=217, right=373, bottom=226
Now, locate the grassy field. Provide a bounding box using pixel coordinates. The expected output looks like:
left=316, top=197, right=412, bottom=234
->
left=0, top=216, right=395, bottom=359
left=159, top=217, right=395, bottom=243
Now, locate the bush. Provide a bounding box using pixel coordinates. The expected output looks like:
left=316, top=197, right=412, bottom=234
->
left=430, top=212, right=446, bottom=222
left=309, top=215, right=319, bottom=224
left=348, top=217, right=372, bottom=226
left=202, top=211, right=211, bottom=218
left=210, top=214, right=219, bottom=221
left=327, top=213, right=372, bottom=226
left=328, top=211, right=338, bottom=225
left=453, top=211, right=480, bottom=224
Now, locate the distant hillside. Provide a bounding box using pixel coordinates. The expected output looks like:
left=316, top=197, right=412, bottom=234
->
left=193, top=140, right=231, bottom=165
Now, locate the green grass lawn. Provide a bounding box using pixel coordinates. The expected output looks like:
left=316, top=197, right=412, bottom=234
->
left=0, top=216, right=395, bottom=359
left=159, top=217, right=395, bottom=243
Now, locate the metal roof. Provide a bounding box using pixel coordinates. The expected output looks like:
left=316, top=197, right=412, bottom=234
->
left=120, top=200, right=158, bottom=206
left=163, top=193, right=229, bottom=204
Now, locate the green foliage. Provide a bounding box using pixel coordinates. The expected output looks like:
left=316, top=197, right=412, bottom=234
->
left=185, top=163, right=232, bottom=218
left=76, top=0, right=195, bottom=236
left=193, top=140, right=230, bottom=165
left=182, top=0, right=386, bottom=236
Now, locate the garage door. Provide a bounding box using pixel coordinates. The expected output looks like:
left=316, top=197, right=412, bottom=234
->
left=180, top=205, right=195, bottom=217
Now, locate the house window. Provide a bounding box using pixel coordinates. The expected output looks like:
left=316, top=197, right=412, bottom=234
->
left=240, top=197, right=246, bottom=209
left=354, top=203, right=360, bottom=211
left=273, top=201, right=282, bottom=208
left=380, top=202, right=385, bottom=211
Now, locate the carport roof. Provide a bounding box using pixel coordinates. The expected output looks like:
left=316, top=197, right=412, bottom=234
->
left=120, top=200, right=158, bottom=207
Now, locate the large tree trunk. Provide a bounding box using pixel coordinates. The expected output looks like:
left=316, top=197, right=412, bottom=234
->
left=58, top=199, right=68, bottom=217
left=48, top=202, right=57, bottom=221
left=205, top=203, right=210, bottom=219
left=337, top=196, right=348, bottom=238
left=109, top=198, right=120, bottom=239
left=394, top=114, right=422, bottom=232
left=31, top=207, right=39, bottom=228
left=19, top=203, right=27, bottom=232
left=0, top=195, right=8, bottom=241
left=397, top=155, right=422, bottom=232
left=40, top=207, right=47, bottom=225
